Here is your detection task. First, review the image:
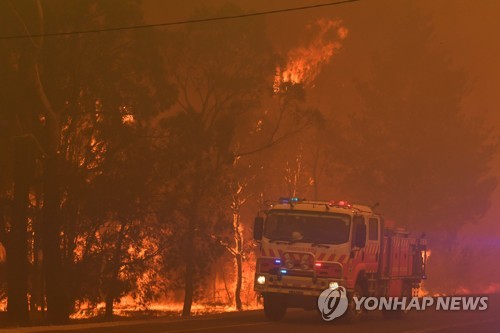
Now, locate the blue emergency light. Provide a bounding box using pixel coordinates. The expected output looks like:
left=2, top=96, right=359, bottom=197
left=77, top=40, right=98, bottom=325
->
left=279, top=197, right=301, bottom=204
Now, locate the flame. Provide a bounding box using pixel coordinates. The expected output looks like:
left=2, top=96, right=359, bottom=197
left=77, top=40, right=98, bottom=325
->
left=0, top=242, right=6, bottom=263
left=120, top=105, right=135, bottom=124
left=66, top=219, right=262, bottom=319
left=68, top=233, right=263, bottom=319
left=122, top=114, right=135, bottom=124
left=70, top=300, right=260, bottom=319
left=275, top=18, right=348, bottom=91
left=425, top=249, right=431, bottom=260
left=413, top=249, right=432, bottom=297
left=483, top=283, right=500, bottom=294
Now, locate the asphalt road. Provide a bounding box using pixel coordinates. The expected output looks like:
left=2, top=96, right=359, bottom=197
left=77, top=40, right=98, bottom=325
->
left=2, top=296, right=499, bottom=333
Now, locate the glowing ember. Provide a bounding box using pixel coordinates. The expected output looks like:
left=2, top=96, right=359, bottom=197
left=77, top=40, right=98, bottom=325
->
left=122, top=114, right=135, bottom=124
left=120, top=105, right=135, bottom=124
left=0, top=242, right=6, bottom=263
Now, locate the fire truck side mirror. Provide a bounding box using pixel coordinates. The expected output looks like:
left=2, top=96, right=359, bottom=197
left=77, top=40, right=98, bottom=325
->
left=353, top=216, right=366, bottom=248
left=254, top=217, right=264, bottom=241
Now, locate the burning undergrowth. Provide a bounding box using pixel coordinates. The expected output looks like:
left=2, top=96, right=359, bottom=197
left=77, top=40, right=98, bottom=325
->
left=70, top=298, right=260, bottom=320
left=67, top=247, right=261, bottom=319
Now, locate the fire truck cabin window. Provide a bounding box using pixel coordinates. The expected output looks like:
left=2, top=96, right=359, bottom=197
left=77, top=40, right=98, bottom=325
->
left=264, top=211, right=351, bottom=244
left=368, top=218, right=379, bottom=241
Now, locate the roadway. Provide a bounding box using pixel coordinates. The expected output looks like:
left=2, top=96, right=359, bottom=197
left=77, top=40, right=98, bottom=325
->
left=1, top=295, right=498, bottom=333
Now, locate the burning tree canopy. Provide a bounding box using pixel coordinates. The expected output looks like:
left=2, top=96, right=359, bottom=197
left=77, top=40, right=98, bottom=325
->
left=277, top=19, right=348, bottom=88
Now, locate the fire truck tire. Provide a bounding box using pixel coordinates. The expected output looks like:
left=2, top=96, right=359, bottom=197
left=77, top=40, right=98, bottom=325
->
left=263, top=294, right=287, bottom=321
left=382, top=308, right=400, bottom=319
left=382, top=283, right=411, bottom=320
left=343, top=284, right=364, bottom=323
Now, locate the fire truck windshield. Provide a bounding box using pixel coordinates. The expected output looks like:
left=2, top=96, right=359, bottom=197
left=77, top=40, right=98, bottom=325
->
left=264, top=211, right=351, bottom=245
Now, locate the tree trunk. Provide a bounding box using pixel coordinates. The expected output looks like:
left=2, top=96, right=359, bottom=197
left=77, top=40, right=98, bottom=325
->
left=31, top=190, right=43, bottom=316
left=235, top=253, right=243, bottom=311
left=105, top=294, right=114, bottom=319
left=232, top=197, right=244, bottom=311
left=182, top=227, right=195, bottom=317
left=221, top=267, right=232, bottom=304
left=7, top=137, right=34, bottom=325
left=42, top=153, right=68, bottom=324
left=104, top=221, right=127, bottom=320
left=62, top=195, right=79, bottom=316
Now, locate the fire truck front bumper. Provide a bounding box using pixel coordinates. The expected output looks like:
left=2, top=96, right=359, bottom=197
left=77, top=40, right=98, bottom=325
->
left=254, top=273, right=344, bottom=297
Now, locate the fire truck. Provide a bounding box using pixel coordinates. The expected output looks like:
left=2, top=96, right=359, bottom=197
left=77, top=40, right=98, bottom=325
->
left=253, top=197, right=427, bottom=321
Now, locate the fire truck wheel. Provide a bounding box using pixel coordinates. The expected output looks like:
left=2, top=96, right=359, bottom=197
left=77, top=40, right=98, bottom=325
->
left=382, top=284, right=411, bottom=320
left=263, top=294, right=287, bottom=321
left=343, top=285, right=364, bottom=323
left=382, top=307, right=405, bottom=319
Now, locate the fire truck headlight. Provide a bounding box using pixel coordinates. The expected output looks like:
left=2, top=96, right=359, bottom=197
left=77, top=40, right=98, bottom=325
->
left=257, top=275, right=266, bottom=285
left=329, top=282, right=339, bottom=290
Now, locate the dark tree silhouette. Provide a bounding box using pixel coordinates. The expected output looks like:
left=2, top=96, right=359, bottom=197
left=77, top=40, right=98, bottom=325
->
left=158, top=4, right=275, bottom=316
left=0, top=0, right=174, bottom=323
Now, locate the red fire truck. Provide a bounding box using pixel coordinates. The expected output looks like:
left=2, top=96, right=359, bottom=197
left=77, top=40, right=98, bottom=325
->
left=253, top=197, right=427, bottom=321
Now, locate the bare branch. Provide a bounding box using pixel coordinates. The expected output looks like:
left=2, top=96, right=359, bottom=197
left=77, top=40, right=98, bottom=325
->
left=235, top=122, right=310, bottom=157
left=7, top=1, right=40, bottom=49
left=120, top=245, right=165, bottom=268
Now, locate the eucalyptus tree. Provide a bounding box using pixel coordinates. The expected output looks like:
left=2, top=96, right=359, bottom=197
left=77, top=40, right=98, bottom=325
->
left=0, top=0, right=174, bottom=323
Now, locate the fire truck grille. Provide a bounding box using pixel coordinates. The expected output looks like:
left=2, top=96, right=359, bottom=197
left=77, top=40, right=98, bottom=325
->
left=282, top=252, right=315, bottom=272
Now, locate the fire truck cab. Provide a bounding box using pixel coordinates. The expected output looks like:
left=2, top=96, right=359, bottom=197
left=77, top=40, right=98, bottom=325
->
left=253, top=197, right=427, bottom=321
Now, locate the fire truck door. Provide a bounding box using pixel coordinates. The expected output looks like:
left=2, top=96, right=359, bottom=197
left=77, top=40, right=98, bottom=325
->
left=351, top=216, right=366, bottom=260
left=365, top=217, right=380, bottom=273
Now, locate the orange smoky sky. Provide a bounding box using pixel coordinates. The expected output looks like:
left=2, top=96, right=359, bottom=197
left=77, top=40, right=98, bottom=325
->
left=142, top=0, right=500, bottom=235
